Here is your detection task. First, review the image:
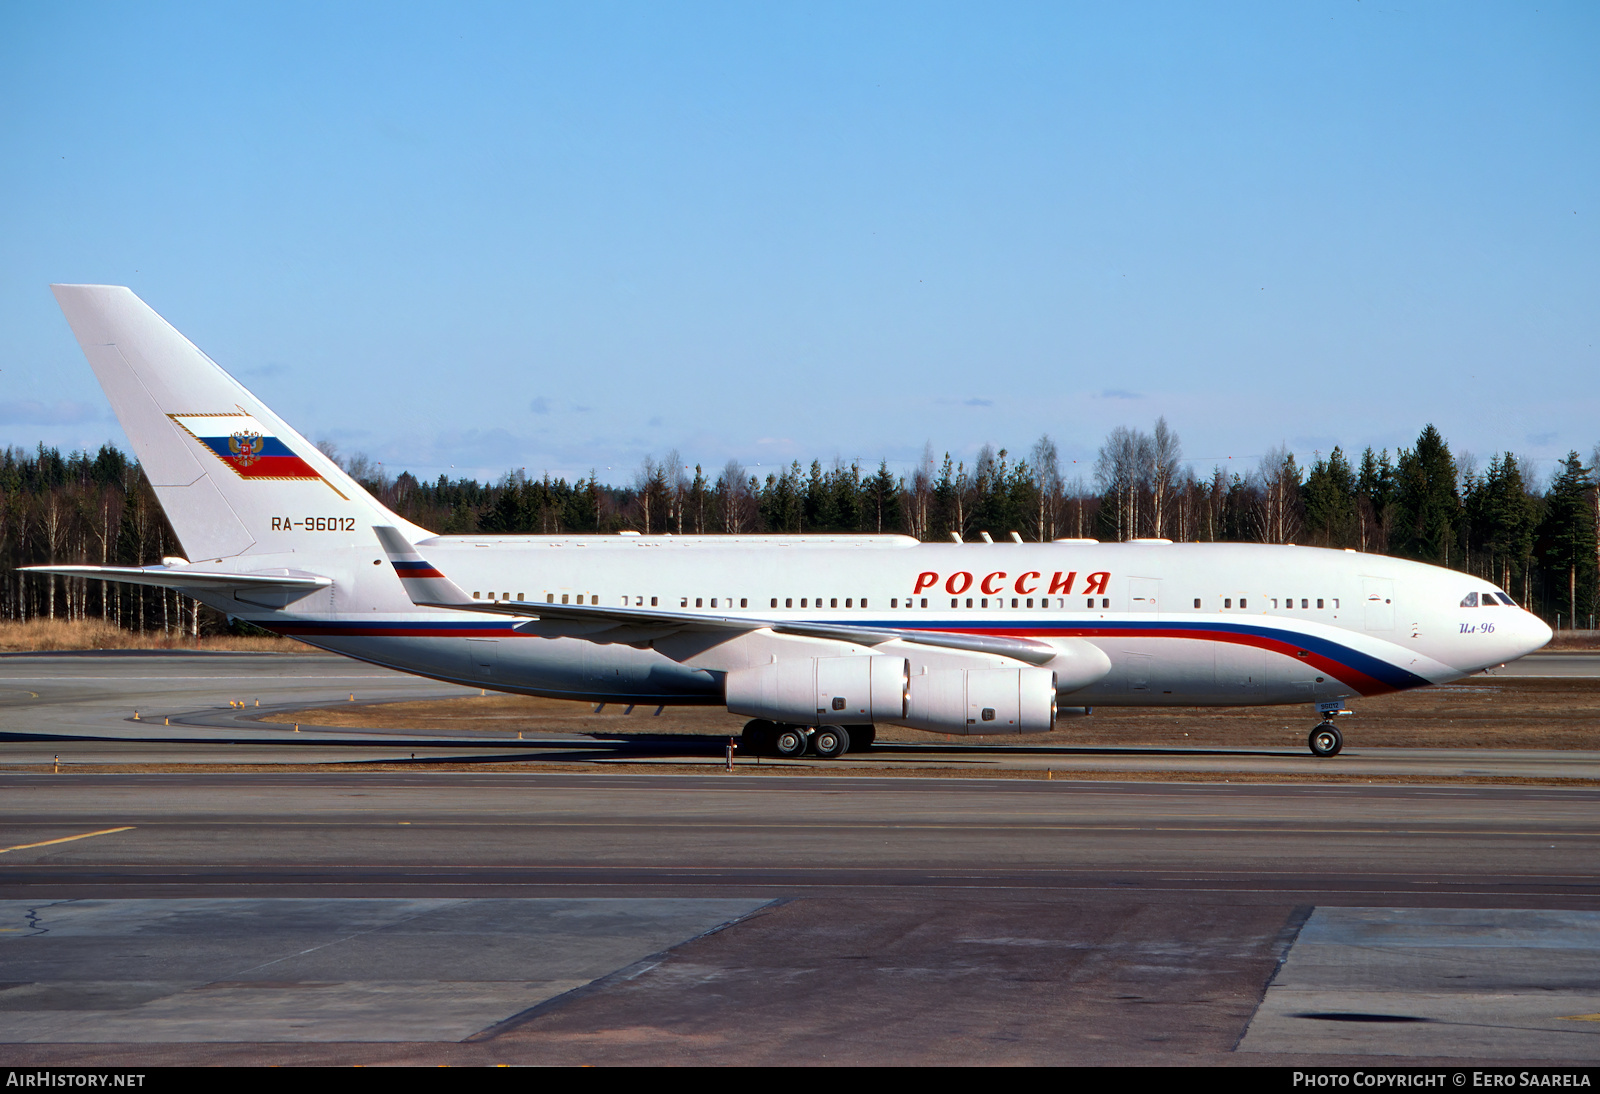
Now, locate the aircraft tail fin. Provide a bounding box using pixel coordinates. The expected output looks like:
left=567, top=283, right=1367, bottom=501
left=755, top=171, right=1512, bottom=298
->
left=50, top=285, right=429, bottom=561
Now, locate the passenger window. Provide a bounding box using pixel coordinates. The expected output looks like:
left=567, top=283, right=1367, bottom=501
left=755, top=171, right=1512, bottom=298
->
left=1027, top=598, right=1034, bottom=608
left=861, top=599, right=868, bottom=608
left=1101, top=598, right=1109, bottom=608
left=786, top=598, right=793, bottom=608
left=1300, top=599, right=1308, bottom=609
left=473, top=591, right=481, bottom=599
left=951, top=598, right=959, bottom=608
left=680, top=597, right=688, bottom=607
left=1240, top=599, right=1247, bottom=609
left=519, top=593, right=526, bottom=602
left=801, top=599, right=807, bottom=607
left=1316, top=599, right=1324, bottom=609
left=892, top=599, right=898, bottom=608
left=1225, top=598, right=1232, bottom=609
left=695, top=598, right=703, bottom=607
left=561, top=594, right=569, bottom=604
left=1011, top=598, right=1018, bottom=608
left=709, top=598, right=717, bottom=608
left=830, top=598, right=838, bottom=608
left=920, top=598, right=928, bottom=608
left=966, top=598, right=974, bottom=608
left=845, top=599, right=852, bottom=608
left=1460, top=592, right=1478, bottom=607
left=771, top=599, right=778, bottom=608
left=1194, top=598, right=1201, bottom=609
left=1086, top=597, right=1094, bottom=608
left=651, top=597, right=658, bottom=606
left=980, top=598, right=988, bottom=608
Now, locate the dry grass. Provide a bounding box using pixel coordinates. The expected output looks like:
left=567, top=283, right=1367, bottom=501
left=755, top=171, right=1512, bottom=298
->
left=273, top=675, right=1600, bottom=751
left=0, top=618, right=309, bottom=653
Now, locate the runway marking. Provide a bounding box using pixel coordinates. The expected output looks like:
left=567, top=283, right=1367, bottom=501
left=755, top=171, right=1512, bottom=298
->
left=0, top=827, right=134, bottom=854
left=1557, top=1014, right=1600, bottom=1022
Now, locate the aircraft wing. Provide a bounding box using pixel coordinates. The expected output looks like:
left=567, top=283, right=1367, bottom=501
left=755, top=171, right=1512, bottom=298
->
left=374, top=526, right=1062, bottom=666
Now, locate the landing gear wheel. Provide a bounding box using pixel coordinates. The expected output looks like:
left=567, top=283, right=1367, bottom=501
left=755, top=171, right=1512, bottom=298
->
left=773, top=726, right=808, bottom=758
left=812, top=725, right=850, bottom=759
left=1308, top=722, right=1343, bottom=758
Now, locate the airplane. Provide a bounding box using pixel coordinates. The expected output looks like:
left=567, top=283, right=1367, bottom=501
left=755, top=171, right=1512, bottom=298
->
left=25, top=285, right=1553, bottom=759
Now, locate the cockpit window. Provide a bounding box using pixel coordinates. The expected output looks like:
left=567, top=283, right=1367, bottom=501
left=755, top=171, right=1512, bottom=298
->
left=1495, top=592, right=1515, bottom=606
left=1460, top=592, right=1478, bottom=607
left=1480, top=591, right=1498, bottom=607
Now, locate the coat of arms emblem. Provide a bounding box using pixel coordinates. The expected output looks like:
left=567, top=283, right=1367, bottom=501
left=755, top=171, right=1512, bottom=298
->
left=228, top=430, right=263, bottom=467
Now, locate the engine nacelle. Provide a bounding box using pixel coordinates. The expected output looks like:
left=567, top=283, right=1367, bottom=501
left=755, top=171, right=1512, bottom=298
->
left=895, top=667, right=1058, bottom=735
left=725, top=655, right=909, bottom=725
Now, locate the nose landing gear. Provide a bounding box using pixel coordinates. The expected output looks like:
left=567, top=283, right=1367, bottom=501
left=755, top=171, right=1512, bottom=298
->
left=1308, top=701, right=1351, bottom=757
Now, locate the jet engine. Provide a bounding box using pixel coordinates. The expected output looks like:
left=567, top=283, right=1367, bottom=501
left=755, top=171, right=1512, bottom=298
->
left=900, top=667, right=1058, bottom=735
left=725, top=655, right=910, bottom=725
left=725, top=656, right=1057, bottom=736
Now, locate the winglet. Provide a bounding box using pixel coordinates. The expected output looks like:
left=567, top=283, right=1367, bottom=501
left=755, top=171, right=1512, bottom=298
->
left=374, top=526, right=474, bottom=607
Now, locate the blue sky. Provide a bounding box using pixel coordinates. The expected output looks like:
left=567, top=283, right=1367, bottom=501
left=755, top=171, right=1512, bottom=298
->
left=2, top=2, right=1596, bottom=488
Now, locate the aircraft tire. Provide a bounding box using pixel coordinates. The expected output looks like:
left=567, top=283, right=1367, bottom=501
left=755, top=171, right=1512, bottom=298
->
left=812, top=725, right=850, bottom=759
left=773, top=726, right=808, bottom=758
left=1308, top=722, right=1343, bottom=758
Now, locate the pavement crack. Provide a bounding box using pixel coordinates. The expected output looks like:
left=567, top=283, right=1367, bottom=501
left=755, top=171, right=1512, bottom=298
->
left=22, top=897, right=77, bottom=937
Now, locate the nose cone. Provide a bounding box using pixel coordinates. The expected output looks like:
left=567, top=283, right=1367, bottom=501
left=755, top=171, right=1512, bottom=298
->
left=1521, top=611, right=1555, bottom=656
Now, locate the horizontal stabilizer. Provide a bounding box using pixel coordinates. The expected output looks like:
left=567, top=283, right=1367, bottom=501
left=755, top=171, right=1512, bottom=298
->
left=20, top=564, right=331, bottom=593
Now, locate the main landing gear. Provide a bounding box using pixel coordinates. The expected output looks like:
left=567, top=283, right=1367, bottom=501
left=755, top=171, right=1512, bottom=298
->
left=1307, top=701, right=1351, bottom=757
left=742, top=720, right=874, bottom=759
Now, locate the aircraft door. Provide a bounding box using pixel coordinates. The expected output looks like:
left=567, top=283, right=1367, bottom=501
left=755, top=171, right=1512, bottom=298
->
left=1215, top=641, right=1265, bottom=696
left=467, top=638, right=498, bottom=679
left=1362, top=578, right=1394, bottom=632
left=1128, top=577, right=1159, bottom=613
left=1125, top=652, right=1153, bottom=692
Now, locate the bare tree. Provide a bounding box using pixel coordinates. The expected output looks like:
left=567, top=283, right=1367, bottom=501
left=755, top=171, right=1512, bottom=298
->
left=663, top=449, right=689, bottom=535
left=1095, top=426, right=1152, bottom=541
left=1254, top=446, right=1303, bottom=545
left=633, top=456, right=659, bottom=534
left=1149, top=418, right=1181, bottom=539
left=1029, top=434, right=1063, bottom=542
left=907, top=442, right=935, bottom=541
left=717, top=459, right=754, bottom=533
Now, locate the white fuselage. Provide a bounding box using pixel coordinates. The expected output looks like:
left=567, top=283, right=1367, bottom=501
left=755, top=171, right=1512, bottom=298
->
left=217, top=536, right=1552, bottom=709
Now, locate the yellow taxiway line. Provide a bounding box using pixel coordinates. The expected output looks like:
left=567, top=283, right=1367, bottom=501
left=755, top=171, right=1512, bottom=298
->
left=0, top=827, right=134, bottom=855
